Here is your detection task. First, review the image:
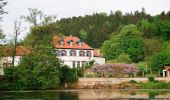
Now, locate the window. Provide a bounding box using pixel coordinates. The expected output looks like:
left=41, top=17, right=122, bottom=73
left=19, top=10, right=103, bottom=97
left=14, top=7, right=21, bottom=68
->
left=76, top=39, right=82, bottom=47
left=77, top=61, right=80, bottom=68
left=70, top=50, right=76, bottom=56
left=86, top=51, right=91, bottom=57
left=67, top=40, right=74, bottom=46
left=73, top=61, right=76, bottom=68
left=70, top=41, right=73, bottom=46
left=82, top=61, right=86, bottom=67
left=56, top=50, right=59, bottom=56
left=78, top=42, right=82, bottom=47
left=60, top=40, right=64, bottom=46
left=3, top=63, right=12, bottom=68
left=79, top=51, right=85, bottom=56
left=61, top=50, right=67, bottom=56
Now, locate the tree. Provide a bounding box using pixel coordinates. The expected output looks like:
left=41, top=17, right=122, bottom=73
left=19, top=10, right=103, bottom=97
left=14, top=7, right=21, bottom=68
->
left=115, top=53, right=132, bottom=63
left=20, top=8, right=43, bottom=26
left=144, top=39, right=162, bottom=60
left=11, top=20, right=25, bottom=67
left=138, top=19, right=158, bottom=38
left=137, top=62, right=148, bottom=77
left=0, top=0, right=7, bottom=44
left=0, top=30, right=5, bottom=44
left=149, top=49, right=170, bottom=74
left=101, top=24, right=144, bottom=63
left=158, top=20, right=170, bottom=40
left=21, top=8, right=57, bottom=26
left=0, top=0, right=7, bottom=20
left=59, top=65, right=78, bottom=85
left=15, top=46, right=61, bottom=90
left=79, top=29, right=87, bottom=41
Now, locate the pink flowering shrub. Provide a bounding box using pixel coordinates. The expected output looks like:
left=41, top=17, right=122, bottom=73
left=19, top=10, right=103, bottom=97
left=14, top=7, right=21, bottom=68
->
left=91, top=63, right=138, bottom=77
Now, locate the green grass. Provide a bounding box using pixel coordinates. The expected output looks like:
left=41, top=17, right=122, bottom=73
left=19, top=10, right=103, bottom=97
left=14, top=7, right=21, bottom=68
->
left=139, top=81, right=170, bottom=89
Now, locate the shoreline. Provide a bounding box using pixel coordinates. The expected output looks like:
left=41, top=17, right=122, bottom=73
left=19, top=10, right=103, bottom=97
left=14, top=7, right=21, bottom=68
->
left=1, top=89, right=170, bottom=92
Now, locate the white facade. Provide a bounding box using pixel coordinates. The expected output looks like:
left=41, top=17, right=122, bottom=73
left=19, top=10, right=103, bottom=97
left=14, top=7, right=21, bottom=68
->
left=163, top=69, right=170, bottom=77
left=94, top=57, right=105, bottom=65
left=0, top=56, right=21, bottom=75
left=57, top=49, right=94, bottom=68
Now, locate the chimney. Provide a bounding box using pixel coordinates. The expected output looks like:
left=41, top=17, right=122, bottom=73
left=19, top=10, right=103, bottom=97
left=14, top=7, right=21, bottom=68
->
left=98, top=49, right=100, bottom=55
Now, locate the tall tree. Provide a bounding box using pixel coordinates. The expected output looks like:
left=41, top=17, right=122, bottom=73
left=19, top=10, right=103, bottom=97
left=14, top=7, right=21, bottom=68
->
left=101, top=24, right=144, bottom=63
left=21, top=8, right=57, bottom=26
left=12, top=20, right=25, bottom=67
left=0, top=0, right=7, bottom=20
left=0, top=0, right=7, bottom=43
left=79, top=29, right=87, bottom=41
left=20, top=8, right=43, bottom=26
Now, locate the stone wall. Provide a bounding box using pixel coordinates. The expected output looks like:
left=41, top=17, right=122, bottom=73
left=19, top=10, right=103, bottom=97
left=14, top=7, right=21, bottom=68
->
left=77, top=78, right=170, bottom=89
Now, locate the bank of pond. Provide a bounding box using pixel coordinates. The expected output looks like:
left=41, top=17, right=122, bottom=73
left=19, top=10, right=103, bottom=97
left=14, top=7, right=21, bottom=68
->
left=1, top=76, right=170, bottom=90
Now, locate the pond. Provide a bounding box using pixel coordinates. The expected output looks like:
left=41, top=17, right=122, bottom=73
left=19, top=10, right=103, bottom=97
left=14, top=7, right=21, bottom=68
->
left=1, top=89, right=170, bottom=100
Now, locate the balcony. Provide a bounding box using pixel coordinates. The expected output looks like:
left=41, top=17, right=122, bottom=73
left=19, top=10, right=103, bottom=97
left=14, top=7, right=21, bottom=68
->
left=58, top=56, right=92, bottom=62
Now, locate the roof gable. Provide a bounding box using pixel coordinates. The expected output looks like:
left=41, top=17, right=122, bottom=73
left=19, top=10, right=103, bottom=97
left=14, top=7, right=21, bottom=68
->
left=0, top=46, right=30, bottom=56
left=54, top=35, right=93, bottom=50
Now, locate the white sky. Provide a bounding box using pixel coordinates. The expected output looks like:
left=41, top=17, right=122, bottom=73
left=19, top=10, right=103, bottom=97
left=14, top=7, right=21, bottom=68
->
left=1, top=0, right=170, bottom=42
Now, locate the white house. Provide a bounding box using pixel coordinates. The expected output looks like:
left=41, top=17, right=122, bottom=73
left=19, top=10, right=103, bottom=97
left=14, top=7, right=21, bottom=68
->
left=0, top=35, right=105, bottom=75
left=93, top=49, right=105, bottom=65
left=163, top=66, right=170, bottom=77
left=0, top=46, right=30, bottom=75
left=53, top=35, right=105, bottom=68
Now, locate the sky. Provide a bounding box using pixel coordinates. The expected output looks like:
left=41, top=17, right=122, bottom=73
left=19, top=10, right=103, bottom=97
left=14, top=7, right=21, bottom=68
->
left=1, top=0, right=170, bottom=42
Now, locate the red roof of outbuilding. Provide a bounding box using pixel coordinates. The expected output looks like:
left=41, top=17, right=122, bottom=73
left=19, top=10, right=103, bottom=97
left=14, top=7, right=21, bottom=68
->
left=0, top=46, right=30, bottom=56
left=54, top=35, right=93, bottom=50
left=93, top=49, right=103, bottom=57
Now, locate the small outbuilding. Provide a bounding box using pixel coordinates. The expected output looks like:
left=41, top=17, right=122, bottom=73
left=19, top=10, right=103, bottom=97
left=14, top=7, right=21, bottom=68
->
left=162, top=66, right=170, bottom=77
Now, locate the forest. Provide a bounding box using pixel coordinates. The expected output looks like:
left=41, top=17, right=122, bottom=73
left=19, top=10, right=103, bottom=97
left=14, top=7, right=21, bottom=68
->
left=20, top=8, right=170, bottom=74
left=1, top=6, right=170, bottom=90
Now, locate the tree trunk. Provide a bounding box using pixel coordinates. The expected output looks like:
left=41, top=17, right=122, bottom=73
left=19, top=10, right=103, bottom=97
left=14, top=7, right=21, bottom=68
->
left=150, top=70, right=153, bottom=75
left=158, top=70, right=160, bottom=77
left=12, top=32, right=17, bottom=67
left=134, top=72, right=137, bottom=77
left=142, top=71, right=145, bottom=77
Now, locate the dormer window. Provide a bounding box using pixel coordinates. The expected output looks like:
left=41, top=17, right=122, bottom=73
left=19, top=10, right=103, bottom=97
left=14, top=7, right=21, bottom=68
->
left=67, top=40, right=74, bottom=46
left=76, top=39, right=82, bottom=47
left=70, top=41, right=73, bottom=46
left=60, top=39, right=64, bottom=46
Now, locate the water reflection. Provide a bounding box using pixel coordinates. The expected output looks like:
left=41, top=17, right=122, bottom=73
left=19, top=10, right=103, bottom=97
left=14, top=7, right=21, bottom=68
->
left=1, top=89, right=170, bottom=100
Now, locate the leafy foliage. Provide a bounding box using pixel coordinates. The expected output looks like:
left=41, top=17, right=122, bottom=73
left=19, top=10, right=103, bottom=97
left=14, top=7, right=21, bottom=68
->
left=148, top=77, right=155, bottom=82
left=59, top=66, right=78, bottom=84
left=0, top=0, right=7, bottom=19
left=14, top=46, right=61, bottom=90
left=144, top=39, right=162, bottom=59
left=101, top=24, right=144, bottom=62
left=149, top=48, right=170, bottom=73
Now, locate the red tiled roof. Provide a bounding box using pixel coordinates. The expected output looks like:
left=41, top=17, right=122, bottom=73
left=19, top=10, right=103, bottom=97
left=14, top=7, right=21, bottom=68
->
left=0, top=46, right=30, bottom=56
left=163, top=66, right=170, bottom=70
left=93, top=49, right=103, bottom=57
left=54, top=35, right=93, bottom=50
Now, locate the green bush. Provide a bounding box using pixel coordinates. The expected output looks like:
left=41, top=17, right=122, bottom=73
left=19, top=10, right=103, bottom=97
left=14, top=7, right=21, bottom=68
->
left=14, top=47, right=61, bottom=90
left=129, top=80, right=137, bottom=84
left=59, top=66, right=78, bottom=84
left=77, top=68, right=84, bottom=77
left=148, top=77, right=154, bottom=82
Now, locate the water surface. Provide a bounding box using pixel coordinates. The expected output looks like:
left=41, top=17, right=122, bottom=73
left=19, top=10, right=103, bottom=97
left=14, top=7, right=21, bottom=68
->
left=1, top=89, right=170, bottom=100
